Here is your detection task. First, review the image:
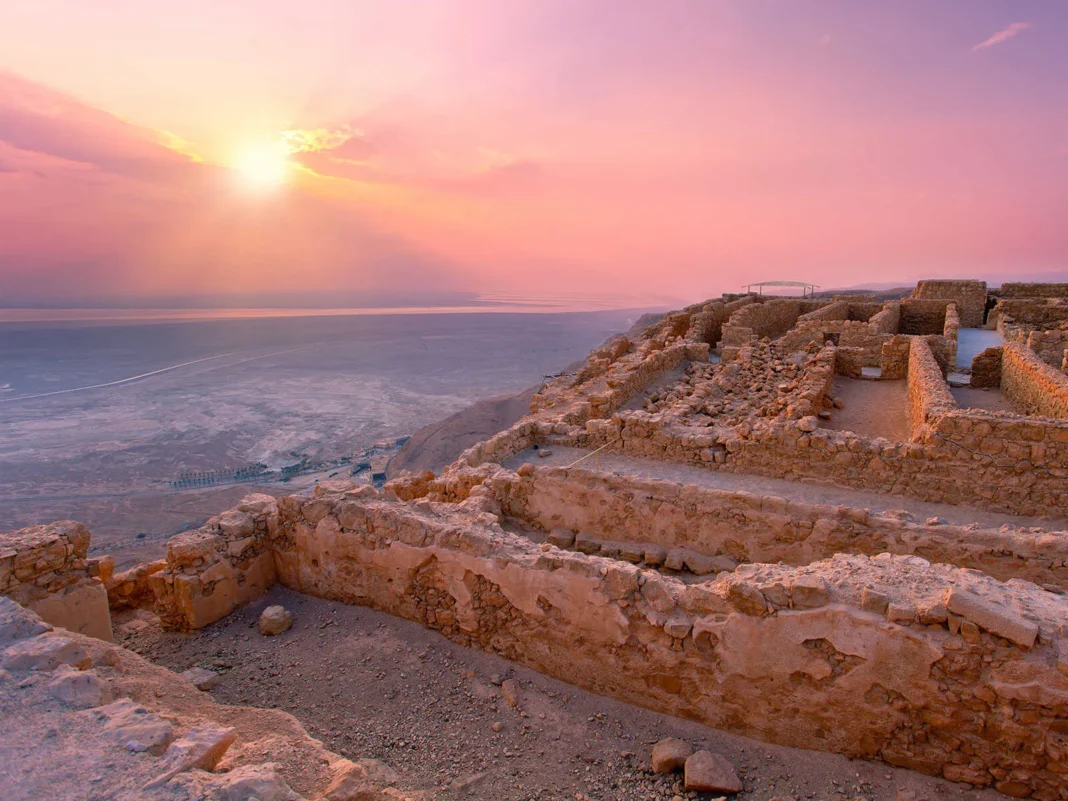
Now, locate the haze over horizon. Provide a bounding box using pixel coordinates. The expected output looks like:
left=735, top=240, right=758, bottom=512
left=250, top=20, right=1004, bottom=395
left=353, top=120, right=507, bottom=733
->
left=2, top=1, right=1067, bottom=308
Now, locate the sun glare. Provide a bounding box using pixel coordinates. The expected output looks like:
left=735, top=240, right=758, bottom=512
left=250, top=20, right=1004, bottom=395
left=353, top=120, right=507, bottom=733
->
left=232, top=143, right=290, bottom=191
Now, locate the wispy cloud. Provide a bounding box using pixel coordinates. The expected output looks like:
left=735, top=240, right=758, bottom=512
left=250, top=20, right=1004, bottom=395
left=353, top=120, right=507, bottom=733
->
left=973, top=22, right=1031, bottom=51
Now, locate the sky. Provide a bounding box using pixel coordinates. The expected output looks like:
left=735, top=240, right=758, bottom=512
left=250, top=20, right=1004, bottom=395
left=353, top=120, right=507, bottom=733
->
left=0, top=1, right=1066, bottom=308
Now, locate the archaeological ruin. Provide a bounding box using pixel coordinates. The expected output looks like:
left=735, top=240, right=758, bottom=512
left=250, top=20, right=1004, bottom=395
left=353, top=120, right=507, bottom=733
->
left=6, top=279, right=1068, bottom=799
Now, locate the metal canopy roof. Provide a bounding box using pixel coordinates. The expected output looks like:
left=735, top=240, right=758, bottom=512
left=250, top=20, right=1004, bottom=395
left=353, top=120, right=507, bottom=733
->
left=742, top=280, right=820, bottom=297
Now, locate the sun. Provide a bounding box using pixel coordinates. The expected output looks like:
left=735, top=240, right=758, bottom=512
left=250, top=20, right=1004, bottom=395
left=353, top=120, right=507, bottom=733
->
left=232, top=142, right=290, bottom=191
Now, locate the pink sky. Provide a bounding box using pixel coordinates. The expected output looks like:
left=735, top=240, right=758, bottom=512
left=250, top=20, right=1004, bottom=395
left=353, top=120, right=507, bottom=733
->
left=1, top=1, right=1066, bottom=307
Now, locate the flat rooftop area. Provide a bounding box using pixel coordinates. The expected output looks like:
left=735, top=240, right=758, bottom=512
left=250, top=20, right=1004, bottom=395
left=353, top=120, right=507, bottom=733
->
left=504, top=445, right=1065, bottom=529
left=820, top=377, right=909, bottom=441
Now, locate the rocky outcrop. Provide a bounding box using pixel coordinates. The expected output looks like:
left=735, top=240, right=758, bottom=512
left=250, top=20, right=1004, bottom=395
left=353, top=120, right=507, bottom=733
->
left=0, top=596, right=417, bottom=800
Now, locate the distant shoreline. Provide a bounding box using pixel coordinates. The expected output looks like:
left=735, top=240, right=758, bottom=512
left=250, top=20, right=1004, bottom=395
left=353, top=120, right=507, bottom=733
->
left=0, top=302, right=668, bottom=326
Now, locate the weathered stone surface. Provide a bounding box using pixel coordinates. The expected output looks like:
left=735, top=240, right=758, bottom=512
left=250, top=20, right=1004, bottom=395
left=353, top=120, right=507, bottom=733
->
left=2, top=633, right=90, bottom=672
left=651, top=737, right=693, bottom=774
left=945, top=587, right=1038, bottom=649
left=259, top=605, right=292, bottom=636
left=47, top=664, right=112, bottom=707
left=0, top=596, right=52, bottom=646
left=144, top=724, right=238, bottom=789
left=683, top=750, right=742, bottom=793
left=182, top=666, right=221, bottom=690
left=91, top=698, right=176, bottom=755
left=203, top=762, right=299, bottom=801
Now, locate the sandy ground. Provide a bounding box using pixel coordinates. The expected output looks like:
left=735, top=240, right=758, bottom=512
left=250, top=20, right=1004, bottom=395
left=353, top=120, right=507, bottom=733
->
left=505, top=446, right=1065, bottom=528
left=820, top=378, right=909, bottom=441
left=950, top=387, right=1018, bottom=414
left=120, top=587, right=1008, bottom=801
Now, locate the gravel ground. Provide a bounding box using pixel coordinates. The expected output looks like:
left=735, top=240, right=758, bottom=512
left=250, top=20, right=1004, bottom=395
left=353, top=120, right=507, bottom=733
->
left=119, top=587, right=1007, bottom=801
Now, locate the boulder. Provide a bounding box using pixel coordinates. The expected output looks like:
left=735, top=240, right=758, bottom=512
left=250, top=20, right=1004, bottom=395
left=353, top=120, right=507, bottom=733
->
left=651, top=737, right=693, bottom=774
left=259, top=605, right=292, bottom=636
left=683, top=750, right=742, bottom=794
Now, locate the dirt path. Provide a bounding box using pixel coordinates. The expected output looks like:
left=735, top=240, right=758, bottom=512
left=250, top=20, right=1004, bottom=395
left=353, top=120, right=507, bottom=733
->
left=120, top=588, right=1007, bottom=801
left=504, top=446, right=1065, bottom=528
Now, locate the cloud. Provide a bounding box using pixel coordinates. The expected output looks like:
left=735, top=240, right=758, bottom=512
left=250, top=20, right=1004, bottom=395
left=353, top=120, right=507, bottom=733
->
left=973, top=22, right=1031, bottom=51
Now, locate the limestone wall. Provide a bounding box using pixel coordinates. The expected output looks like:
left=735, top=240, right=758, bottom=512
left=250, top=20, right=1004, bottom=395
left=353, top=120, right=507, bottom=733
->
left=998, top=282, right=1068, bottom=299
left=1018, top=330, right=1068, bottom=370
left=494, top=466, right=1068, bottom=590
left=0, top=521, right=113, bottom=641
left=995, top=299, right=1068, bottom=330
left=1001, top=343, right=1068, bottom=420
left=899, top=299, right=952, bottom=336
left=907, top=337, right=957, bottom=437
left=912, top=280, right=987, bottom=327
left=238, top=488, right=1068, bottom=797
left=150, top=495, right=278, bottom=630
left=868, top=302, right=901, bottom=335
left=720, top=299, right=828, bottom=359
left=970, top=347, right=1003, bottom=389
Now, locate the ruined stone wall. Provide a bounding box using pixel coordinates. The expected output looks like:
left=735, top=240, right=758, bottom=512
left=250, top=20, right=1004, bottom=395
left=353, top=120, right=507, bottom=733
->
left=912, top=280, right=987, bottom=327
left=1001, top=343, right=1068, bottom=420
left=998, top=283, right=1068, bottom=299
left=720, top=299, right=828, bottom=360
left=970, top=347, right=1003, bottom=389
left=899, top=299, right=950, bottom=336
left=868, top=302, right=901, bottom=335
left=880, top=334, right=911, bottom=379
left=494, top=466, right=1068, bottom=590
left=578, top=390, right=1068, bottom=518
left=150, top=495, right=278, bottom=630
left=1021, top=330, right=1068, bottom=370
left=907, top=337, right=957, bottom=437
left=0, top=521, right=113, bottom=641
left=686, top=296, right=757, bottom=347
left=240, top=489, right=1068, bottom=798
left=995, top=299, right=1068, bottom=330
